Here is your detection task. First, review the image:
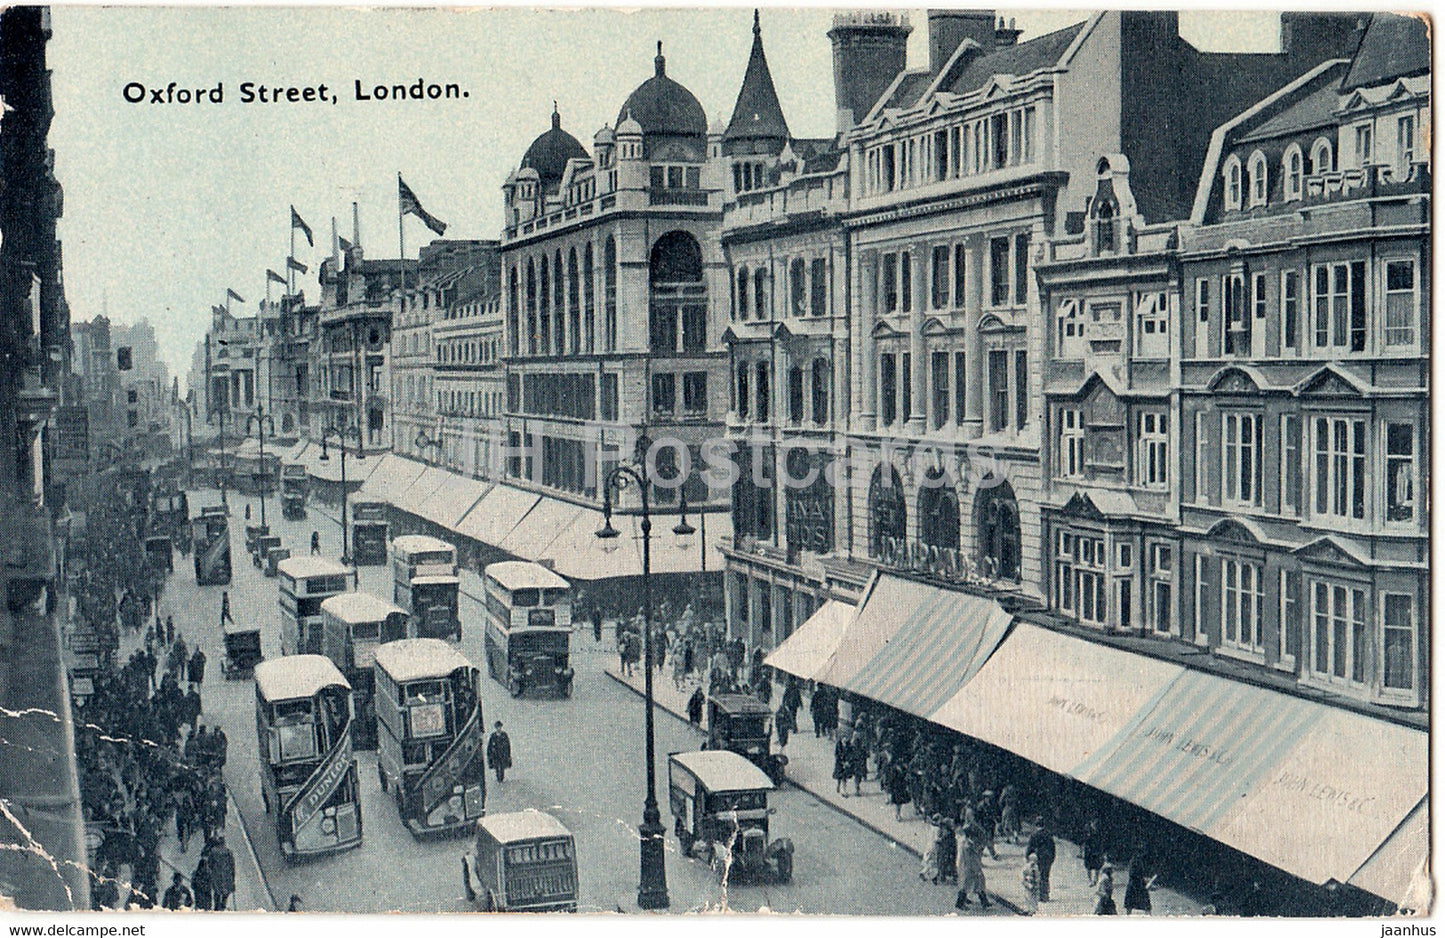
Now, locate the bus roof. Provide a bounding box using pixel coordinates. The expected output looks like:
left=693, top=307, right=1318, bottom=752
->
left=321, top=591, right=406, bottom=623
left=372, top=638, right=472, bottom=683
left=277, top=556, right=352, bottom=580
left=412, top=574, right=459, bottom=586
left=669, top=750, right=774, bottom=792
left=485, top=561, right=570, bottom=592
left=477, top=809, right=571, bottom=844
left=392, top=534, right=454, bottom=555
left=255, top=655, right=350, bottom=701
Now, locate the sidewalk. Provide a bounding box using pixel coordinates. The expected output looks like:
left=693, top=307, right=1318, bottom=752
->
left=605, top=663, right=1205, bottom=917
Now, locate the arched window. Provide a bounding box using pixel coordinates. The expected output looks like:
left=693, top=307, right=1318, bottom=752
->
left=735, top=266, right=750, bottom=319
left=1283, top=144, right=1304, bottom=201
left=755, top=360, right=770, bottom=421
left=975, top=480, right=1021, bottom=581
left=582, top=243, right=595, bottom=353
left=1310, top=137, right=1334, bottom=175
left=649, top=230, right=705, bottom=354
left=790, top=258, right=807, bottom=316
left=754, top=268, right=768, bottom=318
left=1247, top=150, right=1268, bottom=207
left=735, top=361, right=750, bottom=419
left=553, top=249, right=565, bottom=353
left=1093, top=198, right=1117, bottom=253
left=603, top=236, right=618, bottom=351
left=538, top=253, right=551, bottom=355
left=918, top=470, right=960, bottom=551
left=868, top=464, right=907, bottom=559
left=567, top=247, right=581, bottom=355
left=525, top=259, right=538, bottom=355
left=787, top=364, right=804, bottom=424
left=811, top=358, right=830, bottom=424
left=1223, top=155, right=1243, bottom=210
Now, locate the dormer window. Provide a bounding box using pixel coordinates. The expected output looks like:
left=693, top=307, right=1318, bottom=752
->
left=1247, top=150, right=1267, bottom=207
left=1283, top=145, right=1303, bottom=201
left=1223, top=155, right=1243, bottom=210
left=1354, top=124, right=1373, bottom=166
left=1310, top=137, right=1334, bottom=175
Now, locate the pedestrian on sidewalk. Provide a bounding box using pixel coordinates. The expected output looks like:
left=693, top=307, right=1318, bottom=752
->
left=833, top=733, right=851, bottom=796
left=1020, top=854, right=1042, bottom=915
left=1082, top=817, right=1106, bottom=886
left=219, top=592, right=233, bottom=628
left=1025, top=821, right=1056, bottom=902
left=774, top=700, right=795, bottom=749
left=165, top=615, right=175, bottom=646
left=998, top=783, right=1020, bottom=844
left=686, top=687, right=705, bottom=728
left=162, top=871, right=193, bottom=910
left=1123, top=844, right=1154, bottom=915
left=954, top=829, right=990, bottom=910
left=591, top=606, right=602, bottom=644
left=190, top=853, right=212, bottom=911
left=920, top=815, right=944, bottom=883
left=487, top=720, right=512, bottom=783
left=937, top=817, right=958, bottom=885
left=1093, top=864, right=1117, bottom=915
left=848, top=734, right=868, bottom=796
left=975, top=791, right=1000, bottom=860
left=188, top=648, right=206, bottom=689
left=205, top=835, right=236, bottom=911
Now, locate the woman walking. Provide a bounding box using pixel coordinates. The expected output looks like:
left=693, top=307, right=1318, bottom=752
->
left=1094, top=864, right=1118, bottom=915
left=1124, top=845, right=1154, bottom=915
left=833, top=732, right=851, bottom=795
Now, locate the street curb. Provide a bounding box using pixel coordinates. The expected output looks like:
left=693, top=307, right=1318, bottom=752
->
left=228, top=776, right=278, bottom=911
left=600, top=669, right=1023, bottom=916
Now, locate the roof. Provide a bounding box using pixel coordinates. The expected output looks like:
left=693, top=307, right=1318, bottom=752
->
left=1342, top=13, right=1430, bottom=91
left=485, top=560, right=570, bottom=592
left=254, top=655, right=350, bottom=701
left=1237, top=74, right=1346, bottom=144
left=321, top=591, right=406, bottom=622
left=711, top=693, right=772, bottom=716
left=411, top=575, right=459, bottom=586
left=521, top=108, right=589, bottom=190
left=878, top=71, right=933, bottom=113
left=393, top=534, right=454, bottom=555
left=617, top=44, right=708, bottom=140
left=670, top=750, right=775, bottom=791
left=477, top=809, right=572, bottom=844
left=373, top=638, right=473, bottom=683
left=940, top=20, right=1086, bottom=97
left=722, top=11, right=790, bottom=145
left=276, top=556, right=352, bottom=580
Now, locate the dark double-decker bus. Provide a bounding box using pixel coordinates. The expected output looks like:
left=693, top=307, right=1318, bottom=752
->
left=483, top=562, right=573, bottom=698
left=319, top=591, right=408, bottom=751
left=192, top=506, right=232, bottom=586
left=392, top=535, right=461, bottom=642
left=373, top=639, right=485, bottom=838
left=254, top=655, right=363, bottom=860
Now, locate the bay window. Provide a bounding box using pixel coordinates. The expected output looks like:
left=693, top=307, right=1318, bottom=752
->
left=1381, top=593, right=1416, bottom=694
left=1384, top=422, right=1416, bottom=523
left=1383, top=258, right=1416, bottom=346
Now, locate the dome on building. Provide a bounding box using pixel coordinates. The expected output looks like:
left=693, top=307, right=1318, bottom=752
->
left=616, top=42, right=708, bottom=140
left=521, top=106, right=588, bottom=189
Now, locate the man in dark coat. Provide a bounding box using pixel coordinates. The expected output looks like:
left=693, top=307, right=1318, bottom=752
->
left=1025, top=823, right=1057, bottom=902
left=162, top=871, right=192, bottom=910
left=190, top=853, right=212, bottom=911
left=188, top=648, right=206, bottom=689
left=205, top=835, right=236, bottom=910
left=687, top=687, right=705, bottom=728
left=486, top=721, right=512, bottom=783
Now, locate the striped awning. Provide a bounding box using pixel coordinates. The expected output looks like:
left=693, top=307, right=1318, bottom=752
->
left=392, top=466, right=451, bottom=517
left=355, top=453, right=426, bottom=501
left=764, top=600, right=855, bottom=683
left=830, top=574, right=1012, bottom=719
left=1348, top=799, right=1430, bottom=911
left=415, top=473, right=491, bottom=531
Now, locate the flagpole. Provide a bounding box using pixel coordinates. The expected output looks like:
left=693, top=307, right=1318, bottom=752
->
left=397, top=173, right=406, bottom=316
left=289, top=212, right=297, bottom=296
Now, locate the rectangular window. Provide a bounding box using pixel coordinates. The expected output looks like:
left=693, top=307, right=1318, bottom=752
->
left=1310, top=581, right=1367, bottom=686
left=900, top=353, right=912, bottom=424
left=1280, top=414, right=1299, bottom=515
left=953, top=244, right=967, bottom=307
left=1220, top=557, right=1263, bottom=653
left=931, top=351, right=949, bottom=430
left=882, top=253, right=899, bottom=312
left=1055, top=531, right=1075, bottom=614
left=735, top=366, right=749, bottom=420
left=1021, top=106, right=1036, bottom=163
left=787, top=366, right=804, bottom=424
left=1194, top=278, right=1211, bottom=358
left=1138, top=412, right=1168, bottom=488
left=953, top=351, right=967, bottom=427
left=990, top=238, right=1010, bottom=306
left=1382, top=593, right=1416, bottom=691
left=811, top=359, right=829, bottom=425
left=1222, top=412, right=1261, bottom=506
left=651, top=165, right=666, bottom=189
left=810, top=258, right=829, bottom=317
left=1312, top=416, right=1366, bottom=520
left=1396, top=115, right=1416, bottom=175
left=1355, top=123, right=1373, bottom=165
left=1385, top=422, right=1416, bottom=523
left=651, top=372, right=675, bottom=417
left=1281, top=270, right=1300, bottom=350
left=1014, top=233, right=1030, bottom=306
left=1134, top=292, right=1169, bottom=358
left=1279, top=570, right=1299, bottom=665
left=1060, top=408, right=1084, bottom=478
left=1383, top=259, right=1416, bottom=346
left=879, top=353, right=897, bottom=426
left=1223, top=271, right=1248, bottom=354
left=1194, top=553, right=1209, bottom=645
left=682, top=371, right=707, bottom=417
left=755, top=362, right=770, bottom=421
left=1013, top=349, right=1028, bottom=430
left=1313, top=261, right=1367, bottom=351
left=931, top=245, right=950, bottom=309
left=988, top=349, right=1008, bottom=432
left=990, top=113, right=1008, bottom=169
left=1253, top=271, right=1268, bottom=320
left=900, top=252, right=912, bottom=312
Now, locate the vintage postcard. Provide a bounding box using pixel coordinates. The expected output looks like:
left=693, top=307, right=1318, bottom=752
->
left=0, top=3, right=1429, bottom=922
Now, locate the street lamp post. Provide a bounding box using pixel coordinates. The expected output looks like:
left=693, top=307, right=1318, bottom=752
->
left=246, top=407, right=276, bottom=528
left=319, top=424, right=364, bottom=569
left=214, top=409, right=230, bottom=512
left=414, top=429, right=444, bottom=466
left=596, top=443, right=692, bottom=912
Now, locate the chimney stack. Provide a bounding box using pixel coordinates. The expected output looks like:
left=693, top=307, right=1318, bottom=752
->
left=928, top=10, right=996, bottom=74
left=995, top=17, right=1021, bottom=47
left=829, top=11, right=912, bottom=137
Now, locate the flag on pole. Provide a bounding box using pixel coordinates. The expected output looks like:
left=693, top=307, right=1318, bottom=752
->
left=338, top=236, right=354, bottom=252
left=226, top=288, right=245, bottom=304
left=212, top=304, right=226, bottom=316
left=290, top=206, right=314, bottom=247
left=286, top=257, right=309, bottom=275
left=266, top=269, right=287, bottom=285
left=398, top=175, right=447, bottom=236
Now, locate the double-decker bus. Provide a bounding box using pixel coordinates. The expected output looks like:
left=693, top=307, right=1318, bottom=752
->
left=373, top=639, right=485, bottom=837
left=350, top=501, right=390, bottom=566
left=482, top=562, right=574, bottom=698
left=277, top=557, right=352, bottom=656
left=254, top=655, right=363, bottom=860
left=281, top=463, right=309, bottom=520
left=192, top=506, right=232, bottom=586
left=320, top=592, right=408, bottom=751
left=392, top=535, right=461, bottom=642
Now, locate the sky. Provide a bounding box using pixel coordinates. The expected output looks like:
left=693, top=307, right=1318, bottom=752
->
left=44, top=5, right=1283, bottom=383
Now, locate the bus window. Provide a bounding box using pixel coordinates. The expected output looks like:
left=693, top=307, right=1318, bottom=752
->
left=277, top=723, right=317, bottom=762
left=512, top=588, right=539, bottom=608
left=404, top=680, right=446, bottom=705
left=403, top=741, right=429, bottom=765
left=542, top=588, right=568, bottom=606
left=708, top=790, right=767, bottom=813
left=352, top=621, right=380, bottom=641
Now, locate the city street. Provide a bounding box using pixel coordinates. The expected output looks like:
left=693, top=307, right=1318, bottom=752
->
left=161, top=487, right=985, bottom=915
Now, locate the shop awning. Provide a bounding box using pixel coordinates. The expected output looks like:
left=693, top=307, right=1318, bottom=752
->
left=837, top=578, right=1012, bottom=719
left=392, top=466, right=451, bottom=518
left=415, top=473, right=491, bottom=531
left=1347, top=799, right=1430, bottom=909
left=639, top=511, right=732, bottom=575
left=764, top=600, right=855, bottom=682
left=305, top=447, right=381, bottom=485
left=930, top=622, right=1184, bottom=777
left=454, top=484, right=539, bottom=547
left=497, top=495, right=588, bottom=559
left=1072, top=668, right=1428, bottom=891
left=355, top=453, right=426, bottom=502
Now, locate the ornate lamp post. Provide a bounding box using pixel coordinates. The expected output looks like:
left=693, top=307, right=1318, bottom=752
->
left=319, top=423, right=364, bottom=568
left=246, top=407, right=276, bottom=527
left=414, top=428, right=444, bottom=466
left=595, top=435, right=694, bottom=911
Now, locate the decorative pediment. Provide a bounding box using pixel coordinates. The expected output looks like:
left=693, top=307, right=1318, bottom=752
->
left=1204, top=517, right=1264, bottom=545
left=1387, top=79, right=1416, bottom=102
left=982, top=76, right=1011, bottom=100
left=1206, top=365, right=1266, bottom=394
left=1296, top=364, right=1367, bottom=398
left=773, top=322, right=793, bottom=341
left=1294, top=536, right=1368, bottom=569
left=921, top=316, right=951, bottom=336
left=1060, top=491, right=1106, bottom=520
left=870, top=320, right=903, bottom=339
left=977, top=313, right=1020, bottom=334
left=1341, top=90, right=1370, bottom=112
left=720, top=327, right=739, bottom=346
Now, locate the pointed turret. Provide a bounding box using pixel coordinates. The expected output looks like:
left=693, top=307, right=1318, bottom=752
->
left=722, top=10, right=790, bottom=156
